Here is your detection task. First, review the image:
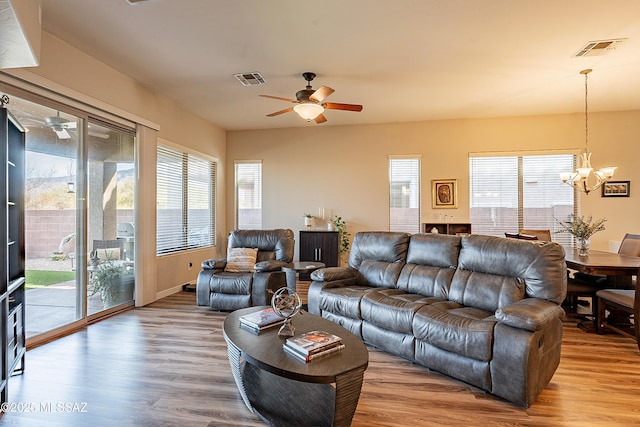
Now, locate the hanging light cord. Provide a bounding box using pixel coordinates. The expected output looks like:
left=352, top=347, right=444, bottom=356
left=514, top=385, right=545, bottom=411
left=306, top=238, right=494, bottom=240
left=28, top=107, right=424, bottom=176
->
left=584, top=70, right=589, bottom=151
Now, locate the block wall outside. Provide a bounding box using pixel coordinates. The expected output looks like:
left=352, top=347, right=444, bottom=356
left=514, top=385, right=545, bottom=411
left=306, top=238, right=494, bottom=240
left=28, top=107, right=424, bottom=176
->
left=25, top=209, right=134, bottom=259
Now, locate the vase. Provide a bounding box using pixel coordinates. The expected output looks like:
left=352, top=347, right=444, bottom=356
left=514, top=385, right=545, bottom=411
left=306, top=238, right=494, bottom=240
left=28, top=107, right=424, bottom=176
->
left=577, top=237, right=590, bottom=256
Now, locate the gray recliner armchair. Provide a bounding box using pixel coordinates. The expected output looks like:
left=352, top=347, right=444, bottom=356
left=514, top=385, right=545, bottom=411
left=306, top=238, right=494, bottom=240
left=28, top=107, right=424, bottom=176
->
left=196, top=229, right=294, bottom=311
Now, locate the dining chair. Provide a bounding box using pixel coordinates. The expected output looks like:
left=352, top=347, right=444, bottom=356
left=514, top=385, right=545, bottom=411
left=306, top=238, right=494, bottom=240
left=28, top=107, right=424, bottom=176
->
left=519, top=229, right=552, bottom=242
left=504, top=232, right=538, bottom=241
left=596, top=266, right=640, bottom=350
left=566, top=233, right=640, bottom=319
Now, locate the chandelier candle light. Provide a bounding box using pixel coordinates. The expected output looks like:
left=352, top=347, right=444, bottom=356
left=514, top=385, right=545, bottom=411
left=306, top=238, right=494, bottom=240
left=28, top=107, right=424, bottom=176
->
left=559, top=69, right=616, bottom=194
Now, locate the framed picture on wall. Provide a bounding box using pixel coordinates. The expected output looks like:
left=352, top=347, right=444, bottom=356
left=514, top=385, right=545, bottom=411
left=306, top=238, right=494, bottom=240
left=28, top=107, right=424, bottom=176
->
left=601, top=181, right=630, bottom=197
left=432, top=179, right=457, bottom=208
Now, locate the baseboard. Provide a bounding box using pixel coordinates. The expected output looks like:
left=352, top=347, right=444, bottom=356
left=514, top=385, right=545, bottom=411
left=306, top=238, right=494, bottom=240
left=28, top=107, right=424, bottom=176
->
left=156, top=284, right=185, bottom=300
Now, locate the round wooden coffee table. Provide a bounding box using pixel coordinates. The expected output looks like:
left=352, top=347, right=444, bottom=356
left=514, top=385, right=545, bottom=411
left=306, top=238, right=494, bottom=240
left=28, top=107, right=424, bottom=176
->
left=223, top=306, right=368, bottom=427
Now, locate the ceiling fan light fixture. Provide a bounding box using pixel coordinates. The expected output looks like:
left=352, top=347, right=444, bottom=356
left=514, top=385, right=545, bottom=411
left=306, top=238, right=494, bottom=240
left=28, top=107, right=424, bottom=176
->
left=293, top=103, right=324, bottom=121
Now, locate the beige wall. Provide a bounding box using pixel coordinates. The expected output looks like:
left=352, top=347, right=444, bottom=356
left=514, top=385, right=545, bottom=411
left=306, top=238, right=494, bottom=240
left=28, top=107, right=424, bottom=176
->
left=227, top=111, right=640, bottom=253
left=7, top=32, right=227, bottom=301
left=7, top=30, right=639, bottom=302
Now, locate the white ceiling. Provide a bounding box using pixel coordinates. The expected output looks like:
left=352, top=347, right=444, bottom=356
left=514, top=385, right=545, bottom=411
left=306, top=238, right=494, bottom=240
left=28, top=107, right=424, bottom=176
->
left=40, top=0, right=640, bottom=131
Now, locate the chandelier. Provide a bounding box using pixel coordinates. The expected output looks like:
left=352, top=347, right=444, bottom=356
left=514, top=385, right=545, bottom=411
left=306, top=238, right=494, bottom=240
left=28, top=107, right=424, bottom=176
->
left=559, top=69, right=616, bottom=194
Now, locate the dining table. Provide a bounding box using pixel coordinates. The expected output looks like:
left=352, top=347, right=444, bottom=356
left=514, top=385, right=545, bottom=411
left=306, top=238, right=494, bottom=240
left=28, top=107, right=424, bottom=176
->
left=564, top=247, right=640, bottom=289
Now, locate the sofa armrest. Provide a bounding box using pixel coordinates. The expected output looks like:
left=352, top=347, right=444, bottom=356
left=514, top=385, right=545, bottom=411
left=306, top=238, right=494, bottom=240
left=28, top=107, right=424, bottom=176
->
left=254, top=260, right=288, bottom=272
left=307, top=276, right=359, bottom=315
left=310, top=266, right=357, bottom=282
left=495, top=298, right=565, bottom=332
left=201, top=258, right=226, bottom=270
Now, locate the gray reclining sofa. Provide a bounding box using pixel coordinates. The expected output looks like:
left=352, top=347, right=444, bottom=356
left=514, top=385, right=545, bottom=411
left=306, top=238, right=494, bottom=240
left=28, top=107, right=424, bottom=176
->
left=307, top=231, right=567, bottom=407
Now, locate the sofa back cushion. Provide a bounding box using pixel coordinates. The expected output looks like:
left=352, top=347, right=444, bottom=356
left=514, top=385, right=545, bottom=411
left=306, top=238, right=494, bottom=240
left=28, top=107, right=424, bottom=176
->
left=451, top=235, right=567, bottom=311
left=396, top=234, right=462, bottom=297
left=228, top=229, right=294, bottom=263
left=348, top=232, right=410, bottom=288
left=407, top=234, right=461, bottom=267
left=357, top=260, right=405, bottom=288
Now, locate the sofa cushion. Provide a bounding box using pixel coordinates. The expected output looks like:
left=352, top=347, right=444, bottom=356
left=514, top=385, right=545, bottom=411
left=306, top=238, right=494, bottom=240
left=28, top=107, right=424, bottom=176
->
left=224, top=247, right=258, bottom=272
left=406, top=233, right=461, bottom=267
left=348, top=231, right=410, bottom=269
left=228, top=229, right=295, bottom=263
left=413, top=301, right=496, bottom=361
left=397, top=263, right=454, bottom=298
left=317, top=286, right=378, bottom=319
left=361, top=289, right=444, bottom=334
left=357, top=260, right=405, bottom=288
left=449, top=269, right=526, bottom=313
left=208, top=271, right=253, bottom=294
left=458, top=234, right=567, bottom=305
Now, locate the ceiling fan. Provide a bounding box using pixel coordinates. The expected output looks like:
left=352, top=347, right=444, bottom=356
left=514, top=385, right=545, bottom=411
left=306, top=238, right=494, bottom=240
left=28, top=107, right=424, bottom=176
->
left=44, top=112, right=77, bottom=139
left=260, top=72, right=363, bottom=123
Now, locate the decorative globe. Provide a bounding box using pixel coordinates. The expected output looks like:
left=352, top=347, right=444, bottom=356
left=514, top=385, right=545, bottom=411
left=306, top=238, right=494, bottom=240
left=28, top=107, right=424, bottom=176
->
left=271, top=287, right=302, bottom=337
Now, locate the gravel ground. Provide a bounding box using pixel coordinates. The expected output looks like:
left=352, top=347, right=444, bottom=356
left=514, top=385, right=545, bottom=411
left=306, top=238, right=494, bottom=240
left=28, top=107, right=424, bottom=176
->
left=26, top=257, right=76, bottom=272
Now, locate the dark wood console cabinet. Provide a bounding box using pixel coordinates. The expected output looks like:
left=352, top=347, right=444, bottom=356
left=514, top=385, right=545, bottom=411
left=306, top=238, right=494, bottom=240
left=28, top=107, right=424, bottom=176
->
left=299, top=231, right=339, bottom=267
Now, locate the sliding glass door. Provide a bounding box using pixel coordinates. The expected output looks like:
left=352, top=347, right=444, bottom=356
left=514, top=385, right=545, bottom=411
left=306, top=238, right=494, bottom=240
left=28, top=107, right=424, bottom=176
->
left=10, top=96, right=83, bottom=337
left=1, top=90, right=136, bottom=341
left=87, top=121, right=136, bottom=316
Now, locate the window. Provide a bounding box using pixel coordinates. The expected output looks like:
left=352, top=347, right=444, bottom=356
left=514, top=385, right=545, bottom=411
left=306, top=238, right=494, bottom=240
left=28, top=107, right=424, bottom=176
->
left=235, top=161, right=262, bottom=229
left=157, top=145, right=216, bottom=255
left=469, top=153, right=576, bottom=245
left=389, top=156, right=421, bottom=233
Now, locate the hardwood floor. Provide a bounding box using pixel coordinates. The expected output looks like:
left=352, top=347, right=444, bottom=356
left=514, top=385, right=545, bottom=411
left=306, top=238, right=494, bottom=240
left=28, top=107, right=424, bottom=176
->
left=1, top=291, right=639, bottom=426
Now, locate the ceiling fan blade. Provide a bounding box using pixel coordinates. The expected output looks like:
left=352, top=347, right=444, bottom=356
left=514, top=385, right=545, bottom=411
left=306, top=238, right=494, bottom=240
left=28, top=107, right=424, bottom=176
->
left=260, top=94, right=298, bottom=103
left=314, top=114, right=327, bottom=124
left=266, top=107, right=294, bottom=117
left=63, top=121, right=77, bottom=129
left=309, top=86, right=335, bottom=103
left=324, top=102, right=363, bottom=112
left=54, top=129, right=71, bottom=139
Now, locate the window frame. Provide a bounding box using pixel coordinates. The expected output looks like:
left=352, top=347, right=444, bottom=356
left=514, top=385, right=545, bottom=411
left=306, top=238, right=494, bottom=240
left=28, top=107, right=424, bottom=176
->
left=468, top=150, right=578, bottom=245
left=234, top=160, right=263, bottom=230
left=156, top=143, right=217, bottom=255
left=388, top=155, right=421, bottom=234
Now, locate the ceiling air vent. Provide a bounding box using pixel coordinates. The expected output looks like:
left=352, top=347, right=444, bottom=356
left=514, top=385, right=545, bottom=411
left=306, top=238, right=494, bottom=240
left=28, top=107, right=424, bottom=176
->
left=234, top=72, right=266, bottom=86
left=574, top=39, right=627, bottom=57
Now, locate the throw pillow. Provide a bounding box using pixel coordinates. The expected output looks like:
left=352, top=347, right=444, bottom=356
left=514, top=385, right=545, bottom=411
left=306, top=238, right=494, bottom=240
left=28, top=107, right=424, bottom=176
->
left=95, top=248, right=120, bottom=261
left=224, top=247, right=259, bottom=272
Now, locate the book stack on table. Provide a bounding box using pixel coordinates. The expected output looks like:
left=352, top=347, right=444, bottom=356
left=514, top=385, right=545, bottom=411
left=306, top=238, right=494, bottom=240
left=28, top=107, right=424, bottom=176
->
left=283, top=330, right=345, bottom=362
left=239, top=308, right=284, bottom=334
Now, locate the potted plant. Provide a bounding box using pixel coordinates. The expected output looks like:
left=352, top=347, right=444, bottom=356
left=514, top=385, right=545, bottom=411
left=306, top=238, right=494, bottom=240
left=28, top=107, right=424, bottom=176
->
left=303, top=213, right=315, bottom=229
left=556, top=215, right=606, bottom=256
left=89, top=260, right=133, bottom=307
left=331, top=215, right=351, bottom=263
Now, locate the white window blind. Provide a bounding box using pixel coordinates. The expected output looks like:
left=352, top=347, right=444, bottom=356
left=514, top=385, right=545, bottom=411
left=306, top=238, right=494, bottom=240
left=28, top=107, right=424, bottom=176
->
left=469, top=153, right=576, bottom=245
left=235, top=161, right=262, bottom=229
left=389, top=156, right=421, bottom=233
left=157, top=145, right=216, bottom=255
